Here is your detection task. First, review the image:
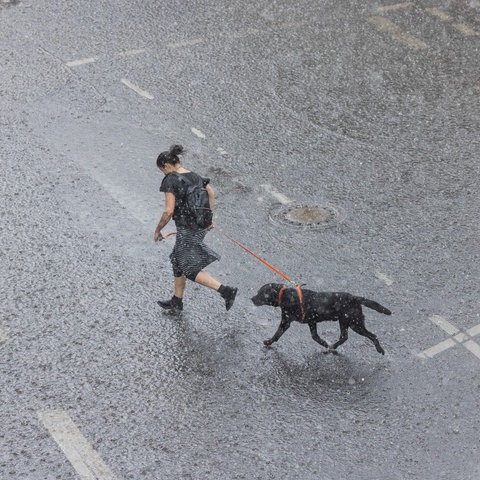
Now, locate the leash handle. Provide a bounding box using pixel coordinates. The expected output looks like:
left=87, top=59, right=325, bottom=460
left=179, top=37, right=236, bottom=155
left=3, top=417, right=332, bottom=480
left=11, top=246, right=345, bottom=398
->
left=161, top=232, right=177, bottom=239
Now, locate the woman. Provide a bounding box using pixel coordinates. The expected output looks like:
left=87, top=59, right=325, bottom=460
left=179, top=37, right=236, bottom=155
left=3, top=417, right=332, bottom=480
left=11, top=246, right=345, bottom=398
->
left=154, top=144, right=237, bottom=312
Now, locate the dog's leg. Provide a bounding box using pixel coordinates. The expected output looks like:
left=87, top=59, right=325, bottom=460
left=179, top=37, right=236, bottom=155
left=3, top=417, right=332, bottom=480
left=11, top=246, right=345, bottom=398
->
left=350, top=322, right=385, bottom=355
left=264, top=313, right=291, bottom=346
left=329, top=323, right=349, bottom=353
left=308, top=323, right=330, bottom=350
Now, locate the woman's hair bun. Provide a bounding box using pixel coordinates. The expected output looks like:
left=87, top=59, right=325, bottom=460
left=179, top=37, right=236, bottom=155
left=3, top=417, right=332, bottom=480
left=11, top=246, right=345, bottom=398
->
left=169, top=144, right=184, bottom=156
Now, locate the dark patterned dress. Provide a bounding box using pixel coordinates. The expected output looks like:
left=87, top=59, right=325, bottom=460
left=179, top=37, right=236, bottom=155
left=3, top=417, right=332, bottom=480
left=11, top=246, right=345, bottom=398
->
left=160, top=172, right=219, bottom=277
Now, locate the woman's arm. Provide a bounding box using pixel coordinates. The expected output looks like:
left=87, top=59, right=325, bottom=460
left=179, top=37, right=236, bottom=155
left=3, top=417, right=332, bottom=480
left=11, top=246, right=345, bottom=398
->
left=205, top=184, right=214, bottom=209
left=154, top=192, right=175, bottom=241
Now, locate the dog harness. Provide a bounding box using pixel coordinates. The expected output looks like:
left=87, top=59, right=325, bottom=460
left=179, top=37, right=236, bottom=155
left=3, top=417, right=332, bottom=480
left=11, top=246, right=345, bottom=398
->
left=278, top=285, right=306, bottom=323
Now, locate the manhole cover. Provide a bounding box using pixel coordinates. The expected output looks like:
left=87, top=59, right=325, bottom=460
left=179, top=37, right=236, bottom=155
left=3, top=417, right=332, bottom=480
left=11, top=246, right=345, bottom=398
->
left=269, top=204, right=339, bottom=229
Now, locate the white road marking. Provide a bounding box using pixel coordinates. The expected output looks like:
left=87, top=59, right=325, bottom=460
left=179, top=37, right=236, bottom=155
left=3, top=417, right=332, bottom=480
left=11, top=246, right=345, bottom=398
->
left=375, top=271, right=394, bottom=286
left=167, top=38, right=205, bottom=48
left=0, top=327, right=8, bottom=343
left=121, top=78, right=154, bottom=100
left=378, top=2, right=414, bottom=12
left=425, top=8, right=477, bottom=36
left=451, top=22, right=477, bottom=36
left=39, top=410, right=117, bottom=480
left=217, top=147, right=228, bottom=156
left=368, top=16, right=429, bottom=50
left=191, top=127, right=206, bottom=139
left=464, top=340, right=480, bottom=359
left=430, top=315, right=459, bottom=335
left=66, top=57, right=99, bottom=67
left=417, top=316, right=480, bottom=360
left=417, top=338, right=456, bottom=359
left=467, top=323, right=480, bottom=337
left=425, top=7, right=452, bottom=21
left=260, top=184, right=291, bottom=205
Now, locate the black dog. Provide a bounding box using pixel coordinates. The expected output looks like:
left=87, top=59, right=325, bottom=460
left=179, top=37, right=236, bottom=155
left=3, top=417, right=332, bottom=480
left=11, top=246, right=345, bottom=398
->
left=251, top=283, right=392, bottom=354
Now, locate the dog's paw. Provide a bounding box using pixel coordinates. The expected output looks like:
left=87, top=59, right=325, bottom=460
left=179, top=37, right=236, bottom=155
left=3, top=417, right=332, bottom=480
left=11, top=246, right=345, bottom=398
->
left=263, top=339, right=273, bottom=347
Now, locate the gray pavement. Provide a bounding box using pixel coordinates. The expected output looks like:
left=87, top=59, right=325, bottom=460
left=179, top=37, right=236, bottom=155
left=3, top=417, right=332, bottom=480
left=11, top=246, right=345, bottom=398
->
left=1, top=0, right=479, bottom=479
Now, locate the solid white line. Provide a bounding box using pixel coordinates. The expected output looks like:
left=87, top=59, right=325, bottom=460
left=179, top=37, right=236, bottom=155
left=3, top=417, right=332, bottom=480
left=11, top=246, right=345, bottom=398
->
left=66, top=57, right=99, bottom=67
left=191, top=127, right=206, bottom=139
left=39, top=410, right=116, bottom=480
left=260, top=184, right=291, bottom=205
left=417, top=338, right=456, bottom=359
left=368, top=16, right=429, bottom=50
left=121, top=78, right=154, bottom=100
left=463, top=340, right=480, bottom=359
left=430, top=315, right=459, bottom=336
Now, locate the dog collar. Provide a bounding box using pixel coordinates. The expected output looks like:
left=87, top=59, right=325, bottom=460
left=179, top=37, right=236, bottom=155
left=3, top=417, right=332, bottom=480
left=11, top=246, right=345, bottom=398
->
left=278, top=285, right=306, bottom=323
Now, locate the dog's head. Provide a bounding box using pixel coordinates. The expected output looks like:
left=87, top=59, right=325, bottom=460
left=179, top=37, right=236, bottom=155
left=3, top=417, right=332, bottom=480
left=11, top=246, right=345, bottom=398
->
left=251, top=283, right=284, bottom=307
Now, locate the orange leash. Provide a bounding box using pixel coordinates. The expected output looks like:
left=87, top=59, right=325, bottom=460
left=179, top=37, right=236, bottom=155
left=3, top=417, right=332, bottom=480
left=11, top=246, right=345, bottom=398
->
left=217, top=229, right=294, bottom=284
left=160, top=225, right=305, bottom=319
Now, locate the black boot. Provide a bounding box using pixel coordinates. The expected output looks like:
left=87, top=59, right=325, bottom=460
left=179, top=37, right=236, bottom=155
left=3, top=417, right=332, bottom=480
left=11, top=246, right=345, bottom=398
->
left=218, top=285, right=238, bottom=311
left=157, top=295, right=183, bottom=312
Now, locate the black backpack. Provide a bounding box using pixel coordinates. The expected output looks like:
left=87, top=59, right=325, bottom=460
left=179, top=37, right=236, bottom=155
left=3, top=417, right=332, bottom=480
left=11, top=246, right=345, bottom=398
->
left=175, top=173, right=213, bottom=230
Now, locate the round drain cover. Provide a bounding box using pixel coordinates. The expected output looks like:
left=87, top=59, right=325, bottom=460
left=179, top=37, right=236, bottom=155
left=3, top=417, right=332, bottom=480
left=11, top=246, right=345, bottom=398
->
left=269, top=204, right=339, bottom=229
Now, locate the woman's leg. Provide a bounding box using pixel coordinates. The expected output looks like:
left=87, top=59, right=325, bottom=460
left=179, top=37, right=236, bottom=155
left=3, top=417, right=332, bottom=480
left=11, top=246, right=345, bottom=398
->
left=193, top=271, right=221, bottom=290
left=174, top=275, right=187, bottom=298
left=193, top=271, right=237, bottom=311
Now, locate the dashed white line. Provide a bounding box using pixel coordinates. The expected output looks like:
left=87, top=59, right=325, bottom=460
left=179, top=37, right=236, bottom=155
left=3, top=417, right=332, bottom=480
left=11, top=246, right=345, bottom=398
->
left=425, top=8, right=477, bottom=36
left=260, top=184, right=291, bottom=205
left=451, top=22, right=477, bottom=37
left=0, top=327, right=8, bottom=343
left=167, top=38, right=205, bottom=48
left=66, top=57, right=99, bottom=67
left=368, top=16, right=429, bottom=50
left=121, top=78, right=154, bottom=100
left=39, top=410, right=117, bottom=480
left=425, top=7, right=452, bottom=21
left=191, top=127, right=206, bottom=139
left=375, top=271, right=394, bottom=286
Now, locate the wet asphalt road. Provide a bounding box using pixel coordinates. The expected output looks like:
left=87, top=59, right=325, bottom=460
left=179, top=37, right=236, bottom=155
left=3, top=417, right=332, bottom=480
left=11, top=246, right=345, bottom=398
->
left=1, top=0, right=480, bottom=479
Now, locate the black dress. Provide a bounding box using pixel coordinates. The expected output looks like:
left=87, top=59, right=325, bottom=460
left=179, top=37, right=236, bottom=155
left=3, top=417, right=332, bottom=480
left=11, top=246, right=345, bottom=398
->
left=160, top=172, right=220, bottom=277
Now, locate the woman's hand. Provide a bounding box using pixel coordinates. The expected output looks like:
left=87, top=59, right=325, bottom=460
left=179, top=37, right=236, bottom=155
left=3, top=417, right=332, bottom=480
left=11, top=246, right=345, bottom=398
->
left=154, top=229, right=163, bottom=242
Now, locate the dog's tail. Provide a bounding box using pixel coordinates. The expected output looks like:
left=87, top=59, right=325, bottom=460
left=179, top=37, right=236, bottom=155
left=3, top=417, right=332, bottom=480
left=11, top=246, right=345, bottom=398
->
left=357, top=297, right=392, bottom=315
